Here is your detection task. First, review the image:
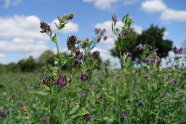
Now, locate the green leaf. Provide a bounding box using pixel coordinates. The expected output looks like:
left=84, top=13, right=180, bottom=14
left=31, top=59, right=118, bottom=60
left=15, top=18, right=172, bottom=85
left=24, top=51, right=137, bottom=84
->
left=52, top=33, right=57, bottom=42
left=30, top=91, right=48, bottom=96
left=69, top=105, right=79, bottom=115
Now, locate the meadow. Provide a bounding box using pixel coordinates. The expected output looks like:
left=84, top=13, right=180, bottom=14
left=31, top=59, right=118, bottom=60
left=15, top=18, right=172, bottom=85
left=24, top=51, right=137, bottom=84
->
left=0, top=13, right=186, bottom=124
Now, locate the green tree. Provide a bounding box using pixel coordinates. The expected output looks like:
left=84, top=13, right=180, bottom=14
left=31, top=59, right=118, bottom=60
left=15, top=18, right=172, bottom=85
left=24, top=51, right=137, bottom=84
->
left=111, top=25, right=173, bottom=61
left=18, top=56, right=38, bottom=72
left=38, top=50, right=54, bottom=63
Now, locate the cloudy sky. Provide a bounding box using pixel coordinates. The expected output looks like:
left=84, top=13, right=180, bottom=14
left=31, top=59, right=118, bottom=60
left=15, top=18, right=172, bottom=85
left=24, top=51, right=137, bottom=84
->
left=0, top=0, right=186, bottom=65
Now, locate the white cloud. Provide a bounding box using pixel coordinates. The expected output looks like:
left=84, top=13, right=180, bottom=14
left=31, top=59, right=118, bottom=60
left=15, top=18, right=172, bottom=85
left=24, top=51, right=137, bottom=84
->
left=141, top=0, right=167, bottom=13
left=0, top=54, right=5, bottom=61
left=124, top=0, right=139, bottom=5
left=132, top=24, right=143, bottom=34
left=82, top=0, right=119, bottom=10
left=160, top=9, right=186, bottom=22
left=0, top=15, right=48, bottom=40
left=1, top=0, right=21, bottom=8
left=51, top=19, right=79, bottom=33
left=0, top=38, right=48, bottom=58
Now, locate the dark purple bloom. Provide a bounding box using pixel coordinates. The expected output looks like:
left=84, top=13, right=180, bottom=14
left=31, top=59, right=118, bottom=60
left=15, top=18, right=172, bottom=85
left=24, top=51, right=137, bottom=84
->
left=56, top=75, right=67, bottom=87
left=92, top=50, right=100, bottom=58
left=40, top=21, right=51, bottom=33
left=105, top=68, right=110, bottom=73
left=97, top=35, right=102, bottom=41
left=83, top=114, right=91, bottom=121
left=124, top=52, right=131, bottom=57
left=72, top=60, right=81, bottom=67
left=80, top=74, right=89, bottom=80
left=121, top=112, right=127, bottom=118
left=67, top=35, right=77, bottom=50
left=171, top=79, right=177, bottom=85
left=42, top=76, right=51, bottom=86
left=112, top=15, right=119, bottom=22
left=20, top=104, right=26, bottom=110
left=137, top=101, right=144, bottom=106
left=0, top=110, right=5, bottom=117
left=156, top=58, right=162, bottom=64
left=118, top=31, right=124, bottom=37
left=11, top=94, right=17, bottom=100
left=173, top=47, right=182, bottom=54
left=80, top=92, right=86, bottom=96
left=143, top=59, right=151, bottom=65
left=144, top=73, right=150, bottom=78
left=103, top=36, right=107, bottom=40
left=74, top=51, right=83, bottom=59
left=94, top=28, right=100, bottom=34
left=136, top=44, right=143, bottom=49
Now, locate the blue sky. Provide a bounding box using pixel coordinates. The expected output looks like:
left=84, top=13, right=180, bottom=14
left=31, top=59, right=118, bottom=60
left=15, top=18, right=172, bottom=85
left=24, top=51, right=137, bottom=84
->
left=0, top=0, right=186, bottom=65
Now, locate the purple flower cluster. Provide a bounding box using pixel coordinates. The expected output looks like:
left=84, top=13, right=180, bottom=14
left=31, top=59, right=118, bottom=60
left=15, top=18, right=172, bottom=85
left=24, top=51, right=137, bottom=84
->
left=112, top=15, right=119, bottom=22
left=80, top=92, right=86, bottom=96
left=171, top=79, right=177, bottom=85
left=118, top=31, right=124, bottom=37
left=92, top=50, right=100, bottom=58
left=94, top=28, right=101, bottom=34
left=56, top=75, right=67, bottom=87
left=74, top=51, right=83, bottom=59
left=72, top=60, right=81, bottom=67
left=121, top=112, right=127, bottom=118
left=173, top=47, right=182, bottom=54
left=144, top=73, right=150, bottom=78
left=83, top=114, right=91, bottom=121
left=11, top=94, right=17, bottom=100
left=42, top=76, right=51, bottom=86
left=40, top=21, right=51, bottom=33
left=124, top=52, right=131, bottom=57
left=67, top=35, right=77, bottom=51
left=136, top=44, right=143, bottom=49
left=0, top=110, right=5, bottom=117
left=80, top=74, right=89, bottom=80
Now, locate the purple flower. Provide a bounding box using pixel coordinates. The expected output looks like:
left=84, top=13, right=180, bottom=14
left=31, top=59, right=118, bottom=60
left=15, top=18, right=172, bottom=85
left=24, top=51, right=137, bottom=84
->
left=156, top=58, right=162, bottom=64
left=80, top=74, right=89, bottom=80
left=80, top=92, right=86, bottom=96
left=97, top=35, right=102, bottom=41
left=143, top=59, right=151, bottom=65
left=136, top=44, right=143, bottom=49
left=83, top=114, right=91, bottom=121
left=56, top=75, right=67, bottom=87
left=124, top=52, right=131, bottom=57
left=72, top=60, right=81, bottom=67
left=67, top=35, right=77, bottom=50
left=144, top=73, right=150, bottom=78
left=40, top=21, right=51, bottom=33
left=42, top=76, right=51, bottom=86
left=112, top=15, right=119, bottom=22
left=173, top=47, right=182, bottom=54
left=94, top=28, right=100, bottom=34
left=11, top=94, right=17, bottom=100
left=20, top=104, right=26, bottom=110
left=105, top=68, right=110, bottom=73
left=92, top=50, right=100, bottom=58
left=118, top=31, right=124, bottom=37
left=171, top=79, right=177, bottom=85
left=103, top=36, right=107, bottom=40
left=74, top=51, right=83, bottom=59
left=0, top=110, right=5, bottom=117
left=137, top=101, right=144, bottom=106
left=121, top=112, right=127, bottom=118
